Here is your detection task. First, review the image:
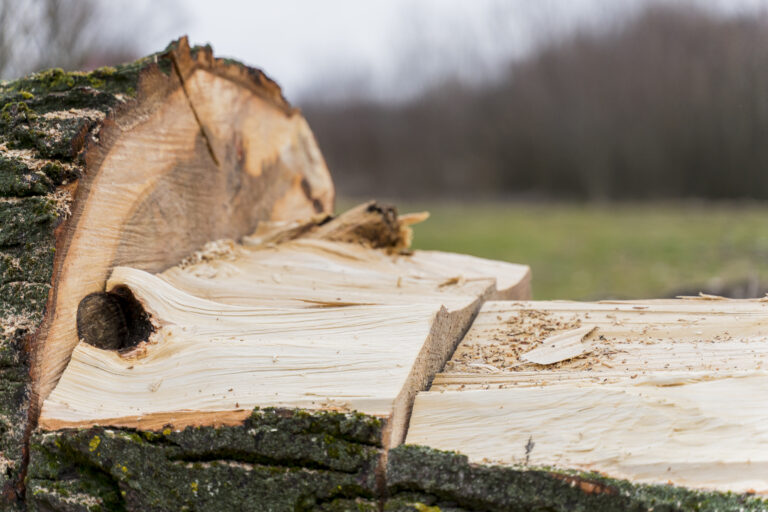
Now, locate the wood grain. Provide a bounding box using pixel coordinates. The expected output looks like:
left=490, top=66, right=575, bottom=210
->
left=408, top=299, right=768, bottom=493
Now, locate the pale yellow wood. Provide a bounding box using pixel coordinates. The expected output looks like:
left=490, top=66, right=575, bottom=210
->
left=439, top=299, right=768, bottom=386
left=39, top=239, right=530, bottom=448
left=407, top=299, right=768, bottom=493
left=34, top=61, right=334, bottom=411
left=520, top=325, right=596, bottom=365
left=408, top=380, right=768, bottom=493
left=160, top=238, right=530, bottom=309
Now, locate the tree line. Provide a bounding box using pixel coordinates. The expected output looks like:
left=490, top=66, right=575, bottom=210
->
left=303, top=5, right=768, bottom=201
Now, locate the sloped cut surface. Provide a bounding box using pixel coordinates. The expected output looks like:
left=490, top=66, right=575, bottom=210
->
left=40, top=239, right=530, bottom=448
left=408, top=299, right=768, bottom=493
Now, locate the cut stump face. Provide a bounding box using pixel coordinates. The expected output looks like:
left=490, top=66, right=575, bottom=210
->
left=33, top=39, right=334, bottom=410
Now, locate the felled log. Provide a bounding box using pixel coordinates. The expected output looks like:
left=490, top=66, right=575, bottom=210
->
left=0, top=37, right=337, bottom=508
left=1, top=38, right=766, bottom=512
left=0, top=36, right=527, bottom=510
left=25, top=204, right=530, bottom=511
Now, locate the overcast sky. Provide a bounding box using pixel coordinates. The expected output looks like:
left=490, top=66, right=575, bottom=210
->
left=135, top=0, right=768, bottom=102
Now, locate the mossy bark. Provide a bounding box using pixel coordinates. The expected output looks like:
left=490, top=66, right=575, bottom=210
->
left=0, top=194, right=58, bottom=508
left=386, top=445, right=768, bottom=512
left=26, top=408, right=383, bottom=512
left=21, top=410, right=768, bottom=512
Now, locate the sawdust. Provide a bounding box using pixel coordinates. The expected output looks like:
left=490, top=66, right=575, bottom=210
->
left=446, top=309, right=590, bottom=373
left=42, top=108, right=106, bottom=122
left=177, top=239, right=242, bottom=269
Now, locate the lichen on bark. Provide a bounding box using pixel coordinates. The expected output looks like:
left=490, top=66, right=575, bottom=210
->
left=0, top=194, right=60, bottom=505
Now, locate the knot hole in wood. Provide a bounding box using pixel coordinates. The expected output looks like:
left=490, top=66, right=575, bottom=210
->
left=76, top=286, right=154, bottom=351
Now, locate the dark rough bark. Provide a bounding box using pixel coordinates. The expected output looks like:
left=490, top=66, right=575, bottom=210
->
left=386, top=445, right=768, bottom=512
left=0, top=194, right=54, bottom=509
left=22, top=411, right=768, bottom=512
left=26, top=408, right=383, bottom=512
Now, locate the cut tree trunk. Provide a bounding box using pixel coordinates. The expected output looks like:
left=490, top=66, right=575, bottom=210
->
left=0, top=37, right=336, bottom=508
left=1, top=39, right=765, bottom=512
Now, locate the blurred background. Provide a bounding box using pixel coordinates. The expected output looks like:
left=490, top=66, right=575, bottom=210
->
left=4, top=0, right=768, bottom=300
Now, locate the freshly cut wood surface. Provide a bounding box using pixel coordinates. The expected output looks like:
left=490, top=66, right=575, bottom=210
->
left=438, top=299, right=768, bottom=385
left=519, top=325, right=596, bottom=365
left=30, top=38, right=334, bottom=412
left=161, top=241, right=530, bottom=309
left=407, top=299, right=768, bottom=492
left=40, top=235, right=530, bottom=447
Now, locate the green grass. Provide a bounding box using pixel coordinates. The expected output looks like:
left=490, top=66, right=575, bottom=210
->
left=345, top=200, right=768, bottom=300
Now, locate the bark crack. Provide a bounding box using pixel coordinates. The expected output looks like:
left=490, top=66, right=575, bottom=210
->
left=168, top=454, right=366, bottom=475
left=168, top=53, right=221, bottom=168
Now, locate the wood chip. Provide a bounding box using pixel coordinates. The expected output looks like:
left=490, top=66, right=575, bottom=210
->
left=521, top=326, right=597, bottom=365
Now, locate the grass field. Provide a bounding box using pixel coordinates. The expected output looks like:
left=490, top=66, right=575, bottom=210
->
left=343, top=200, right=768, bottom=300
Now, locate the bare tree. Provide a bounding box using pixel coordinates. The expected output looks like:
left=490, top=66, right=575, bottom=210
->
left=303, top=4, right=768, bottom=201
left=0, top=0, right=180, bottom=80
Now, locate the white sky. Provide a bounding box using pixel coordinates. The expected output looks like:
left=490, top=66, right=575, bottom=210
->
left=135, top=0, right=768, bottom=102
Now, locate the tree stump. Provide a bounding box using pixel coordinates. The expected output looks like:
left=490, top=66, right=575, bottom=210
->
left=1, top=38, right=765, bottom=511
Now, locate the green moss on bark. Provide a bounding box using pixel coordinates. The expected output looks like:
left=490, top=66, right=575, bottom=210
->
left=0, top=156, right=54, bottom=197
left=157, top=408, right=383, bottom=474
left=0, top=156, right=79, bottom=199
left=26, top=408, right=383, bottom=512
left=0, top=195, right=59, bottom=505
left=2, top=67, right=138, bottom=98
left=0, top=195, right=59, bottom=318
left=0, top=49, right=175, bottom=160
left=383, top=492, right=470, bottom=512
left=0, top=196, right=59, bottom=247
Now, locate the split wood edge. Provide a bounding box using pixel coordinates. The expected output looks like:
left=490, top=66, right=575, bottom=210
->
left=408, top=299, right=768, bottom=494
left=38, top=205, right=531, bottom=453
